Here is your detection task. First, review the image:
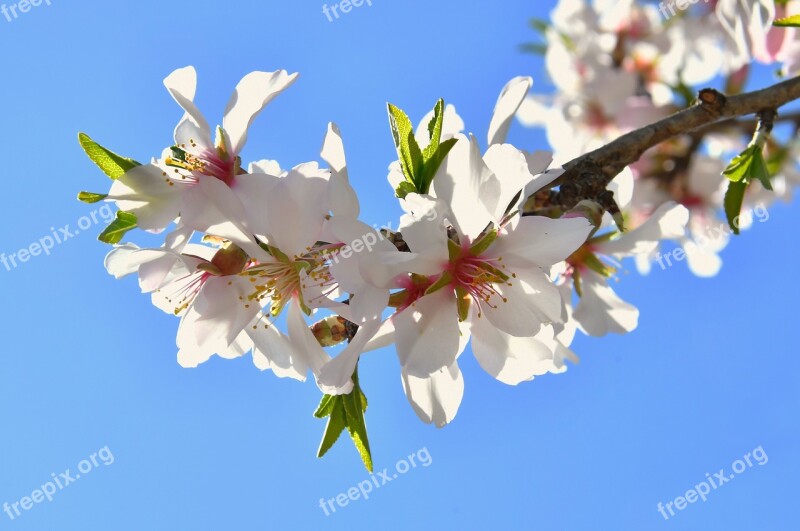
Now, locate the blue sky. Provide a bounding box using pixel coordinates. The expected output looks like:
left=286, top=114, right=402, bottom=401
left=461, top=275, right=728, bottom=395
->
left=0, top=0, right=797, bottom=529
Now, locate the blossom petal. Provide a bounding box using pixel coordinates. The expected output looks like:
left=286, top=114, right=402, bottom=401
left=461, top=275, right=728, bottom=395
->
left=471, top=316, right=559, bottom=385
left=163, top=66, right=211, bottom=146
left=321, top=122, right=360, bottom=219
left=487, top=215, right=593, bottom=268
left=401, top=362, right=464, bottom=428
left=488, top=76, right=533, bottom=146
left=394, top=290, right=462, bottom=377
left=223, top=70, right=299, bottom=155
left=573, top=271, right=639, bottom=336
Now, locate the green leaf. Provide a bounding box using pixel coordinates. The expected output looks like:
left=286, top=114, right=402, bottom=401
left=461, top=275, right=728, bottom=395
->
left=773, top=14, right=800, bottom=27
left=423, top=99, right=445, bottom=161
left=724, top=180, right=748, bottom=235
left=317, top=399, right=347, bottom=459
left=723, top=145, right=758, bottom=182
left=98, top=211, right=138, bottom=244
left=78, top=133, right=141, bottom=179
left=750, top=148, right=773, bottom=191
left=417, top=137, right=458, bottom=193
left=77, top=191, right=108, bottom=204
left=315, top=368, right=373, bottom=472
left=519, top=43, right=548, bottom=55
left=394, top=181, right=417, bottom=200
left=387, top=104, right=423, bottom=186
left=527, top=18, right=549, bottom=34
left=313, top=394, right=335, bottom=418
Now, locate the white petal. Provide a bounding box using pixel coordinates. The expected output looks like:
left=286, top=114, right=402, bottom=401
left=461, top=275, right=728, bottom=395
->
left=163, top=66, right=211, bottom=146
left=482, top=144, right=536, bottom=222
left=401, top=362, right=464, bottom=428
left=263, top=163, right=329, bottom=258
left=471, top=316, right=558, bottom=385
left=573, top=272, right=638, bottom=336
left=487, top=215, right=593, bottom=268
left=394, top=290, right=462, bottom=377
left=107, top=164, right=182, bottom=231
left=488, top=76, right=533, bottom=146
left=248, top=321, right=308, bottom=382
left=286, top=300, right=332, bottom=380
left=321, top=123, right=360, bottom=219
left=223, top=70, right=299, bottom=154
left=599, top=203, right=689, bottom=257
left=317, top=320, right=381, bottom=395
left=433, top=135, right=497, bottom=240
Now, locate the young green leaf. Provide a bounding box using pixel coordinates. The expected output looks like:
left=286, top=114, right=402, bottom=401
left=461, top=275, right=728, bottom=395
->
left=98, top=211, right=138, bottom=244
left=724, top=180, right=748, bottom=235
left=317, top=399, right=347, bottom=459
left=315, top=368, right=373, bottom=472
left=722, top=145, right=758, bottom=182
left=423, top=99, right=445, bottom=161
left=418, top=137, right=458, bottom=194
left=78, top=133, right=141, bottom=180
left=750, top=148, right=773, bottom=191
left=77, top=191, right=108, bottom=204
left=394, top=181, right=417, bottom=200
left=387, top=104, right=423, bottom=186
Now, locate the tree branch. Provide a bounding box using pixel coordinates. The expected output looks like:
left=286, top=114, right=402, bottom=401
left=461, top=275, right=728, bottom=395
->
left=546, top=76, right=800, bottom=211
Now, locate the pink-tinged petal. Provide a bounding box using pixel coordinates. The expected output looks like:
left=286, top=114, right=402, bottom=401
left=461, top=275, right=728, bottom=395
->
left=223, top=70, right=299, bottom=155
left=163, top=66, right=211, bottom=146
left=471, top=316, right=558, bottom=385
left=488, top=76, right=533, bottom=146
left=321, top=122, right=360, bottom=219
left=599, top=203, right=689, bottom=257
left=433, top=134, right=497, bottom=240
left=401, top=361, right=464, bottom=428
left=488, top=215, right=593, bottom=268
left=394, top=290, right=461, bottom=377
left=573, top=271, right=638, bottom=336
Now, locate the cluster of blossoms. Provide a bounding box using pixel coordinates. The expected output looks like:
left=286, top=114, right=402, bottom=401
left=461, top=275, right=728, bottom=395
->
left=519, top=0, right=800, bottom=280
left=78, top=1, right=800, bottom=467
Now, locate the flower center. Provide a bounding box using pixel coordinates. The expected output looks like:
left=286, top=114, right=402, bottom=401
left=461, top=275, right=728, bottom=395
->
left=245, top=260, right=304, bottom=316
left=165, top=142, right=239, bottom=186
left=446, top=245, right=512, bottom=318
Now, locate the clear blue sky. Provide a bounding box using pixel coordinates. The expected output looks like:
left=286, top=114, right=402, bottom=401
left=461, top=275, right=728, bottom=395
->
left=0, top=0, right=797, bottom=529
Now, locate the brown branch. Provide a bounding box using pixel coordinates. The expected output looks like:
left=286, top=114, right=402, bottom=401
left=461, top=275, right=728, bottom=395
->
left=546, top=76, right=800, bottom=211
